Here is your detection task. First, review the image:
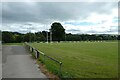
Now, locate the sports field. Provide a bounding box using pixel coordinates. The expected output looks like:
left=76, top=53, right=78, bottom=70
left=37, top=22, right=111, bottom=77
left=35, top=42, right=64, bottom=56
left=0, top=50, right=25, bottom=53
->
left=29, top=41, right=118, bottom=78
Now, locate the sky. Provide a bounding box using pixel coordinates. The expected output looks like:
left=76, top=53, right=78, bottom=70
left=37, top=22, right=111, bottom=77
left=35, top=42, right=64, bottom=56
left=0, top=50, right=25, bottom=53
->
left=0, top=1, right=119, bottom=34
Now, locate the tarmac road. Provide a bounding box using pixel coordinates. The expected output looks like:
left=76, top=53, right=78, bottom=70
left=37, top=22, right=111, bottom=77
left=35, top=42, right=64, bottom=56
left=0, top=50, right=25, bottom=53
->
left=2, top=45, right=47, bottom=78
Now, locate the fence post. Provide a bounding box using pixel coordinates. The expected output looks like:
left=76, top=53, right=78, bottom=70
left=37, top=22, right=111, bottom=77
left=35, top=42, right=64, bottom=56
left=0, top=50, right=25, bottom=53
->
left=25, top=42, right=63, bottom=78
left=37, top=51, right=39, bottom=58
left=34, top=48, right=37, bottom=58
left=59, top=62, right=62, bottom=77
left=32, top=48, right=33, bottom=52
left=43, top=54, right=45, bottom=64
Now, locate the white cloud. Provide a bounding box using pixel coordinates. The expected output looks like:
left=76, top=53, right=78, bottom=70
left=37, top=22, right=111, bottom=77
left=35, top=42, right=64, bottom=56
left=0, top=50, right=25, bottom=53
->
left=62, top=7, right=118, bottom=34
left=1, top=2, right=118, bottom=34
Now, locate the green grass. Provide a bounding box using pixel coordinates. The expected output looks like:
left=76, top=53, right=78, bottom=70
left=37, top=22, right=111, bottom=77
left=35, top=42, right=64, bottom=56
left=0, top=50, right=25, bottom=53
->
left=29, top=41, right=118, bottom=78
left=3, top=43, right=24, bottom=45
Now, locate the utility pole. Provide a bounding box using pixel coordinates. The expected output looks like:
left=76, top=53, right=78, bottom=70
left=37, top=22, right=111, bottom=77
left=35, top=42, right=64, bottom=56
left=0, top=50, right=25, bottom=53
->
left=49, top=29, right=52, bottom=43
left=46, top=31, right=48, bottom=43
left=28, top=26, right=31, bottom=43
left=45, top=25, right=49, bottom=44
left=29, top=25, right=32, bottom=43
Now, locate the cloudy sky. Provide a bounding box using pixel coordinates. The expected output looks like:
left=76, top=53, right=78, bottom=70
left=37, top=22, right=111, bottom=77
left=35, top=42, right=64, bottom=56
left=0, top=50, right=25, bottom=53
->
left=0, top=2, right=118, bottom=34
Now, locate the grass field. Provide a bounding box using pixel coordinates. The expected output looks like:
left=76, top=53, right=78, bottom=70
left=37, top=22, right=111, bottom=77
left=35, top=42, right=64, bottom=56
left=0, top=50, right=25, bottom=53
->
left=3, top=43, right=23, bottom=45
left=29, top=41, right=118, bottom=78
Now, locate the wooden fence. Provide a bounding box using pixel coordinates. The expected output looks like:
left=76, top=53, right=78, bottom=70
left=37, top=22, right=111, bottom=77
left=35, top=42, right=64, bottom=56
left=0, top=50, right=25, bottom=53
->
left=24, top=42, right=62, bottom=77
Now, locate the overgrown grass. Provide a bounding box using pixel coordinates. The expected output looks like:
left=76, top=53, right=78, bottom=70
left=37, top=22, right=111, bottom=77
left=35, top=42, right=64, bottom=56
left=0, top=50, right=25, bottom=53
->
left=29, top=41, right=118, bottom=78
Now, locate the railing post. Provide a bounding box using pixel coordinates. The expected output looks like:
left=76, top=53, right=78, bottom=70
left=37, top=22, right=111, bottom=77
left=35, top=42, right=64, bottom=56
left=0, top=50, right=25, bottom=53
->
left=34, top=48, right=37, bottom=58
left=37, top=50, right=39, bottom=58
left=43, top=54, right=45, bottom=64
left=32, top=48, right=33, bottom=52
left=59, top=62, right=62, bottom=77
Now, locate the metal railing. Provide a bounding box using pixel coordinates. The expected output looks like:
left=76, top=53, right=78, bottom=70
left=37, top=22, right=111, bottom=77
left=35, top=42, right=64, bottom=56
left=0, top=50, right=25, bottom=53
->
left=24, top=42, right=62, bottom=77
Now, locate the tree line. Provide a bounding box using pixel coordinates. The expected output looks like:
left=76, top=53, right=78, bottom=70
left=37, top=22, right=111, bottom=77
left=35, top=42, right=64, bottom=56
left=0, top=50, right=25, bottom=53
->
left=2, top=31, right=119, bottom=43
left=1, top=22, right=120, bottom=43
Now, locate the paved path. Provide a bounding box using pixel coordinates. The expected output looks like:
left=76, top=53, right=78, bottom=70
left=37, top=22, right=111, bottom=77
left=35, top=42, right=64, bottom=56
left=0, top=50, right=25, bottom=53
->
left=2, top=45, right=47, bottom=78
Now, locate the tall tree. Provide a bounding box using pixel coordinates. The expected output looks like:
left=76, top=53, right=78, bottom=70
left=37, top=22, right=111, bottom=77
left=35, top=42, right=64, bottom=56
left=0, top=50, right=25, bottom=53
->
left=15, top=34, right=24, bottom=43
left=23, top=33, right=36, bottom=42
left=35, top=31, right=46, bottom=42
left=2, top=31, right=15, bottom=43
left=51, top=22, right=65, bottom=42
